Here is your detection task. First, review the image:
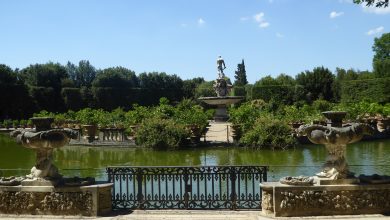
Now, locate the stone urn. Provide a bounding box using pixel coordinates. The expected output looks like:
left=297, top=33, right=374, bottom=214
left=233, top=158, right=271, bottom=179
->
left=377, top=117, right=389, bottom=132
left=10, top=117, right=78, bottom=186
left=298, top=111, right=374, bottom=179
left=82, top=124, right=98, bottom=143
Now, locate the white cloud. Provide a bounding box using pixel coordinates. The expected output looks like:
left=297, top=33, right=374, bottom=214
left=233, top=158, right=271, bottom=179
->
left=276, top=32, right=284, bottom=38
left=253, top=12, right=270, bottom=28
left=198, top=18, right=205, bottom=26
left=268, top=0, right=274, bottom=3
left=366, top=26, right=384, bottom=35
left=330, top=11, right=344, bottom=18
left=180, top=23, right=188, bottom=28
left=362, top=5, right=390, bottom=14
left=240, top=16, right=249, bottom=21
left=259, top=22, right=270, bottom=28
left=338, top=0, right=352, bottom=3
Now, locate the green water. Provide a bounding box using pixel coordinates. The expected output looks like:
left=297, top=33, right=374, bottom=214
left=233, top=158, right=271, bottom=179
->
left=1, top=134, right=389, bottom=181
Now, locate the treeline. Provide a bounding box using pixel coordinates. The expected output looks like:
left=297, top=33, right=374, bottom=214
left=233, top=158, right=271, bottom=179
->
left=0, top=61, right=206, bottom=119
left=0, top=61, right=389, bottom=120
left=232, top=67, right=389, bottom=107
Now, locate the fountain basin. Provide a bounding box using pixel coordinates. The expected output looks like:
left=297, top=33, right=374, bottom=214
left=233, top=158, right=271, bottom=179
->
left=199, top=96, right=244, bottom=122
left=198, top=96, right=244, bottom=105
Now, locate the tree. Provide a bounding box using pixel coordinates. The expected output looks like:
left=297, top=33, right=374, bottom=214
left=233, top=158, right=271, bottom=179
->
left=372, top=33, right=390, bottom=78
left=182, top=77, right=205, bottom=98
left=234, top=59, right=248, bottom=86
left=0, top=64, right=35, bottom=119
left=20, top=62, right=68, bottom=112
left=295, top=67, right=334, bottom=102
left=92, top=67, right=138, bottom=88
left=76, top=60, right=96, bottom=87
left=354, top=0, right=389, bottom=7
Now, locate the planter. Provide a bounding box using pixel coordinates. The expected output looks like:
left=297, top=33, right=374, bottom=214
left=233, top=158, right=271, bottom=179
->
left=82, top=124, right=98, bottom=143
left=230, top=124, right=242, bottom=142
left=377, top=118, right=390, bottom=132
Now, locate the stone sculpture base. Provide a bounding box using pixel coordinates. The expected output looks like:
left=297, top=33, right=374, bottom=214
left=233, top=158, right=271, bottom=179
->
left=0, top=183, right=112, bottom=216
left=261, top=182, right=390, bottom=217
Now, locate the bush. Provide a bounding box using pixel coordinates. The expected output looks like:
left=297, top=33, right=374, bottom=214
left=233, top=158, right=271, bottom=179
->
left=229, top=102, right=263, bottom=132
left=240, top=117, right=296, bottom=150
left=135, top=118, right=190, bottom=149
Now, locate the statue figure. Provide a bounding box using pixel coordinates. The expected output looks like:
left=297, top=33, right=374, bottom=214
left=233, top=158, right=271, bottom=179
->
left=217, top=55, right=226, bottom=78
left=298, top=122, right=374, bottom=179
left=11, top=128, right=78, bottom=179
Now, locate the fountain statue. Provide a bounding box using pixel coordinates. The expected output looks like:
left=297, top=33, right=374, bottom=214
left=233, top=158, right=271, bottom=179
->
left=0, top=117, right=112, bottom=216
left=198, top=56, right=244, bottom=121
left=298, top=111, right=374, bottom=180
left=9, top=117, right=81, bottom=185
left=260, top=111, right=390, bottom=217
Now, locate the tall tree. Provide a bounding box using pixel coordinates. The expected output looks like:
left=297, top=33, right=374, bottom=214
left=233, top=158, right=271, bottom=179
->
left=234, top=59, right=248, bottom=86
left=77, top=60, right=96, bottom=87
left=372, top=33, right=390, bottom=78
left=295, top=66, right=334, bottom=102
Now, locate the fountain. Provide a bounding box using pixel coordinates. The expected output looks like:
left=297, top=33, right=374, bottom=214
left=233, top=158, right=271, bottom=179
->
left=261, top=111, right=390, bottom=217
left=198, top=56, right=244, bottom=121
left=0, top=117, right=112, bottom=216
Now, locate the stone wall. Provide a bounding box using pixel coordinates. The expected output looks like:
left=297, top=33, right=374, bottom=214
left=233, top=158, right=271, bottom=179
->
left=261, top=182, right=390, bottom=217
left=0, top=183, right=112, bottom=216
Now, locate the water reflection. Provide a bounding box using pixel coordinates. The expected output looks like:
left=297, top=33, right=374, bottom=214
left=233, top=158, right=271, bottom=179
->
left=1, top=134, right=389, bottom=182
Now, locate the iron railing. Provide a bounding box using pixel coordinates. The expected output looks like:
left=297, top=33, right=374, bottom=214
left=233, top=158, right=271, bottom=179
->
left=106, top=165, right=268, bottom=210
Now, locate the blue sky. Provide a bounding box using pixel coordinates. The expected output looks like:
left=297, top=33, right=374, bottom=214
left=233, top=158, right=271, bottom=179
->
left=0, top=0, right=388, bottom=83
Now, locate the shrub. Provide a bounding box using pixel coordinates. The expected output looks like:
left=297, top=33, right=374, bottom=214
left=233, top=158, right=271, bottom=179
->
left=240, top=117, right=296, bottom=150
left=135, top=118, right=190, bottom=149
left=229, top=102, right=263, bottom=132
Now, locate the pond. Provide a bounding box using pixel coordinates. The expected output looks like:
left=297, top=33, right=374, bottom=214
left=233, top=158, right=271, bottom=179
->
left=0, top=134, right=389, bottom=181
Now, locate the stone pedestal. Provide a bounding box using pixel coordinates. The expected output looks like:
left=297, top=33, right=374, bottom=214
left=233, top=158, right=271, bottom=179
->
left=0, top=183, right=112, bottom=216
left=261, top=182, right=390, bottom=217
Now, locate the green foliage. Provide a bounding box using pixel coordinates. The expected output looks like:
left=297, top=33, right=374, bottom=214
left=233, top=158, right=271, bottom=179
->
left=332, top=101, right=389, bottom=120
left=34, top=110, right=55, bottom=118
left=92, top=67, right=138, bottom=88
left=135, top=118, right=190, bottom=149
left=194, top=81, right=214, bottom=98
left=234, top=59, right=248, bottom=86
left=174, top=105, right=209, bottom=131
left=182, top=77, right=205, bottom=98
left=61, top=87, right=83, bottom=110
left=340, top=77, right=390, bottom=103
left=75, top=108, right=101, bottom=125
left=229, top=102, right=263, bottom=132
left=232, top=86, right=246, bottom=97
left=240, top=116, right=296, bottom=150
left=296, top=66, right=334, bottom=102
left=353, top=0, right=389, bottom=8
left=124, top=104, right=152, bottom=125
left=0, top=64, right=33, bottom=120
left=373, top=33, right=390, bottom=78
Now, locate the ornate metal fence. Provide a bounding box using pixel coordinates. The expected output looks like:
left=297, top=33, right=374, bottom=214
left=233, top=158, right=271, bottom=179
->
left=106, top=165, right=268, bottom=210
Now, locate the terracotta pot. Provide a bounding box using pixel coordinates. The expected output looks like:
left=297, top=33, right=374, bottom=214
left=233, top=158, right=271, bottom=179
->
left=82, top=124, right=98, bottom=143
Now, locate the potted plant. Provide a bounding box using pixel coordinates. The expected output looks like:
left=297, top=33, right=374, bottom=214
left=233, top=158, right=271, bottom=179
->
left=76, top=108, right=100, bottom=143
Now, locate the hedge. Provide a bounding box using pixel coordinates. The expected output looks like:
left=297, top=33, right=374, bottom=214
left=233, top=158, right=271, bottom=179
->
left=340, top=77, right=390, bottom=103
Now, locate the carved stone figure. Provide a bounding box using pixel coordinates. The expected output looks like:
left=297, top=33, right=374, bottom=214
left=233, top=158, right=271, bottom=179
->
left=217, top=55, right=226, bottom=78
left=298, top=112, right=374, bottom=179
left=280, top=176, right=316, bottom=186
left=213, top=77, right=231, bottom=97
left=11, top=127, right=77, bottom=181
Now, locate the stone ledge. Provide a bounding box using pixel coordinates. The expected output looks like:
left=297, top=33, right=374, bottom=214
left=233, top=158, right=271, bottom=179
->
left=261, top=182, right=390, bottom=217
left=0, top=183, right=112, bottom=216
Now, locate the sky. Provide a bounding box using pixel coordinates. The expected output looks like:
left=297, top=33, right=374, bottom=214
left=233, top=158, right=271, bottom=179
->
left=0, top=0, right=389, bottom=83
